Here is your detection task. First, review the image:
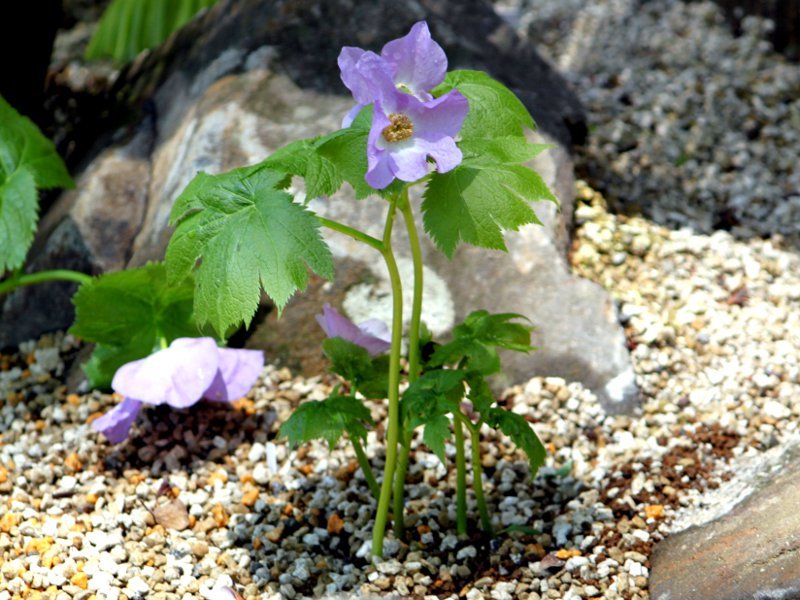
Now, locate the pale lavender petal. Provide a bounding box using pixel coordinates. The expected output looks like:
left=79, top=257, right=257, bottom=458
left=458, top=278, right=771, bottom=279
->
left=357, top=319, right=391, bottom=343
left=365, top=107, right=397, bottom=189
left=413, top=136, right=463, bottom=174
left=352, top=331, right=391, bottom=356
left=365, top=152, right=396, bottom=189
left=339, top=49, right=396, bottom=105
left=381, top=22, right=446, bottom=99
left=317, top=304, right=391, bottom=356
left=203, top=347, right=264, bottom=403
left=92, top=397, right=143, bottom=444
left=342, top=103, right=364, bottom=128
left=389, top=143, right=431, bottom=182
left=406, top=90, right=469, bottom=139
left=112, top=338, right=219, bottom=409
left=316, top=303, right=364, bottom=342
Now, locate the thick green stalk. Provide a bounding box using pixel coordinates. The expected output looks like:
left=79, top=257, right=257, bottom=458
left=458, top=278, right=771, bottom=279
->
left=469, top=423, right=493, bottom=535
left=392, top=190, right=425, bottom=537
left=372, top=200, right=403, bottom=559
left=453, top=418, right=468, bottom=536
left=0, top=269, right=92, bottom=297
left=352, top=437, right=381, bottom=501
left=317, top=216, right=384, bottom=252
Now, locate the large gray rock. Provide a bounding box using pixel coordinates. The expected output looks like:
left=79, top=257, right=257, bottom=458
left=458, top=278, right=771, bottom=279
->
left=1, top=0, right=638, bottom=411
left=650, top=438, right=800, bottom=600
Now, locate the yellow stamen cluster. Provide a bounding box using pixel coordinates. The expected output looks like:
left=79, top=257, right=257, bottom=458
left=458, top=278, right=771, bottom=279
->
left=382, top=113, right=414, bottom=143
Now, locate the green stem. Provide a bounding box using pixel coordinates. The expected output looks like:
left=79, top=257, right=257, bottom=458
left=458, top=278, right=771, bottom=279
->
left=468, top=421, right=493, bottom=535
left=453, top=418, right=468, bottom=536
left=353, top=437, right=381, bottom=501
left=317, top=216, right=384, bottom=252
left=392, top=428, right=413, bottom=539
left=392, top=189, right=425, bottom=537
left=372, top=199, right=403, bottom=559
left=0, top=269, right=92, bottom=297
left=399, top=190, right=424, bottom=383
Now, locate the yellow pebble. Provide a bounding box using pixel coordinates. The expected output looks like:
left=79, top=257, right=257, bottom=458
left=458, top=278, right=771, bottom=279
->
left=71, top=572, right=88, bottom=590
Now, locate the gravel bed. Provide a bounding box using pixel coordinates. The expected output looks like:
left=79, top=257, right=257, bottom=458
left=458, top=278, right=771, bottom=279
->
left=498, top=0, right=800, bottom=244
left=2, top=179, right=799, bottom=599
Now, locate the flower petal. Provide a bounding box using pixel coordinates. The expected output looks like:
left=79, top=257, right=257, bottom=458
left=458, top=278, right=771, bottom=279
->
left=204, top=348, right=264, bottom=403
left=413, top=136, right=463, bottom=174
left=112, top=338, right=220, bottom=409
left=381, top=22, right=446, bottom=99
left=341, top=103, right=364, bottom=128
left=316, top=304, right=391, bottom=356
left=92, top=397, right=143, bottom=444
left=338, top=49, right=396, bottom=106
left=388, top=142, right=431, bottom=182
left=406, top=89, right=469, bottom=139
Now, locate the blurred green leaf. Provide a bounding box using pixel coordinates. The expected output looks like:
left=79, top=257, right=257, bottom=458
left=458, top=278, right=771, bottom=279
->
left=85, top=0, right=219, bottom=63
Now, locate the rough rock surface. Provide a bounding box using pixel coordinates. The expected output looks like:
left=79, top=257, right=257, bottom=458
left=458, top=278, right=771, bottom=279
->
left=650, top=440, right=800, bottom=600
left=1, top=0, right=639, bottom=411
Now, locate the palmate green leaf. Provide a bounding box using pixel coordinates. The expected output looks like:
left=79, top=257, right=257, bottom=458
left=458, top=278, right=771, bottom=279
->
left=485, top=407, right=546, bottom=477
left=0, top=96, right=73, bottom=273
left=262, top=107, right=375, bottom=201
left=69, top=263, right=200, bottom=388
left=422, top=160, right=556, bottom=258
left=321, top=337, right=388, bottom=399
left=0, top=96, right=73, bottom=190
left=166, top=165, right=334, bottom=335
left=279, top=394, right=373, bottom=449
left=0, top=170, right=37, bottom=273
left=433, top=70, right=534, bottom=139
left=85, top=0, right=219, bottom=63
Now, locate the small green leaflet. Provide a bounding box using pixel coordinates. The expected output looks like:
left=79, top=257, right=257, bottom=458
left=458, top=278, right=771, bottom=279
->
left=166, top=164, right=334, bottom=335
left=322, top=337, right=388, bottom=399
left=432, top=70, right=534, bottom=139
left=485, top=407, right=546, bottom=477
left=422, top=415, right=451, bottom=464
left=0, top=96, right=73, bottom=273
left=280, top=394, right=373, bottom=449
left=429, top=311, right=534, bottom=375
left=70, top=262, right=200, bottom=388
left=401, top=369, right=466, bottom=463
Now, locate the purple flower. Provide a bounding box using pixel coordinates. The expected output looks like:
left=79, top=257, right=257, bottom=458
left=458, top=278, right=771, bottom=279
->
left=92, top=338, right=264, bottom=443
left=316, top=303, right=391, bottom=356
left=338, top=21, right=469, bottom=189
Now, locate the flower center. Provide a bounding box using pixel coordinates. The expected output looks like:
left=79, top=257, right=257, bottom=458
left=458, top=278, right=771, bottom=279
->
left=382, top=113, right=414, bottom=143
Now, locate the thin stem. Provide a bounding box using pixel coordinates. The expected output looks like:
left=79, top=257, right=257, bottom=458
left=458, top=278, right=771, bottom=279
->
left=399, top=190, right=423, bottom=383
left=392, top=429, right=413, bottom=539
left=353, top=437, right=381, bottom=501
left=0, top=269, right=92, bottom=297
left=469, top=422, right=493, bottom=536
left=372, top=199, right=403, bottom=559
left=453, top=418, right=468, bottom=536
left=392, top=189, right=425, bottom=537
left=317, top=216, right=384, bottom=252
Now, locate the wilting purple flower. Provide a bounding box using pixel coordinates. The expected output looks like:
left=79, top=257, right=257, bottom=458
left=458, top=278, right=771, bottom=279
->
left=316, top=303, right=391, bottom=356
left=92, top=338, right=264, bottom=443
left=337, top=21, right=469, bottom=189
